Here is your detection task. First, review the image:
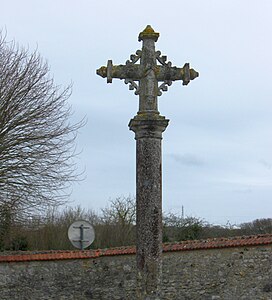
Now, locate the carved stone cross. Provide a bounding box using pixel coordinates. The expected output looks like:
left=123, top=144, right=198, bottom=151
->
left=97, top=25, right=198, bottom=114
left=97, top=25, right=198, bottom=300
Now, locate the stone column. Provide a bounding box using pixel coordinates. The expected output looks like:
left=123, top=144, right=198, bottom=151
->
left=97, top=24, right=198, bottom=300
left=129, top=114, right=169, bottom=300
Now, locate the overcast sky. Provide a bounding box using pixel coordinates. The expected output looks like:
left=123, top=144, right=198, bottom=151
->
left=2, top=0, right=272, bottom=225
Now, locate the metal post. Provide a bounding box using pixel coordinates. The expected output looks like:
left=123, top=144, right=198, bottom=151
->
left=80, top=224, right=84, bottom=251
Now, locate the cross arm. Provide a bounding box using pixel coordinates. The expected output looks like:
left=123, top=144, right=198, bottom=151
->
left=156, top=63, right=199, bottom=85
left=96, top=60, right=142, bottom=83
left=97, top=60, right=199, bottom=87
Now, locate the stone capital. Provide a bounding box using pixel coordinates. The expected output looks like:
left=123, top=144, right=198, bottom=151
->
left=128, top=113, right=169, bottom=140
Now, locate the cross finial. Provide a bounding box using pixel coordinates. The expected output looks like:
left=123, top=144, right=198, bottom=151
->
left=138, top=25, right=159, bottom=41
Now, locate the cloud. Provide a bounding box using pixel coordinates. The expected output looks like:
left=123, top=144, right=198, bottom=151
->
left=168, top=153, right=204, bottom=167
left=216, top=177, right=272, bottom=188
left=259, top=159, right=272, bottom=170
left=232, top=187, right=253, bottom=194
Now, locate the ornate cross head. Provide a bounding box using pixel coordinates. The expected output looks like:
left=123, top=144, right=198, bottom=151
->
left=97, top=25, right=199, bottom=113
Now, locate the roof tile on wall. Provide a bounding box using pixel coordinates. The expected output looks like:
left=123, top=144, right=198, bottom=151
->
left=0, top=234, right=271, bottom=263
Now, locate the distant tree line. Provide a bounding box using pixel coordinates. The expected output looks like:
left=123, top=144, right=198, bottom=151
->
left=0, top=195, right=271, bottom=251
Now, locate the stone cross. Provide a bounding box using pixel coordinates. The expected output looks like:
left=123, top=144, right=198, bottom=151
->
left=97, top=25, right=198, bottom=300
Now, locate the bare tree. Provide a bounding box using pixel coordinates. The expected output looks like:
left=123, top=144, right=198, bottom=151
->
left=25, top=205, right=99, bottom=250
left=101, top=196, right=136, bottom=246
left=0, top=32, right=84, bottom=220
left=163, top=213, right=205, bottom=242
left=240, top=218, right=272, bottom=235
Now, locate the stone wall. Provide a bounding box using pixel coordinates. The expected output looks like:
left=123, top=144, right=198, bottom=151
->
left=0, top=237, right=272, bottom=299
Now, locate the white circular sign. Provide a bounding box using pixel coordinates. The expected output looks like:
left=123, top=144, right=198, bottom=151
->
left=68, top=220, right=95, bottom=249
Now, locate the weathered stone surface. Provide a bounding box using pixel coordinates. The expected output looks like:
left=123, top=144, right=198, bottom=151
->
left=129, top=114, right=168, bottom=300
left=97, top=25, right=198, bottom=115
left=0, top=245, right=272, bottom=299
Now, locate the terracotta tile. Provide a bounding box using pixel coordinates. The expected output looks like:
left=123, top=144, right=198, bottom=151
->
left=0, top=234, right=271, bottom=262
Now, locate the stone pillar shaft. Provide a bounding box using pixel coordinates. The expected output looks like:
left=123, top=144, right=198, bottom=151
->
left=129, top=116, right=169, bottom=299
left=136, top=137, right=162, bottom=298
